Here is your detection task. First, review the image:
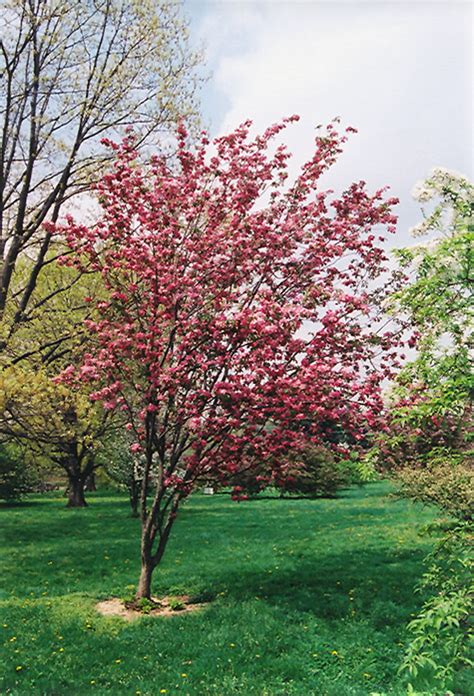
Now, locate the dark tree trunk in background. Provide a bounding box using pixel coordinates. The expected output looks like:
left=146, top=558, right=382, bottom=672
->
left=84, top=472, right=97, bottom=491
left=62, top=447, right=93, bottom=507
left=129, top=479, right=140, bottom=517
left=67, top=473, right=87, bottom=507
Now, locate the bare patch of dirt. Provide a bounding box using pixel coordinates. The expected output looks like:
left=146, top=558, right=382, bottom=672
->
left=95, top=595, right=207, bottom=621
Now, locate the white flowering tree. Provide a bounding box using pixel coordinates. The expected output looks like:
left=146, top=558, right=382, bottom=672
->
left=388, top=169, right=473, bottom=691
left=398, top=167, right=473, bottom=395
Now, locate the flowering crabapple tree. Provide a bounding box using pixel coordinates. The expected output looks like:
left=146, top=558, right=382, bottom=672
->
left=58, top=117, right=399, bottom=600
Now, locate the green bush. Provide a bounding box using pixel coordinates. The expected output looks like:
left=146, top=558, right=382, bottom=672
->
left=274, top=446, right=351, bottom=497
left=400, top=522, right=473, bottom=691
left=395, top=457, right=473, bottom=522
left=0, top=443, right=37, bottom=501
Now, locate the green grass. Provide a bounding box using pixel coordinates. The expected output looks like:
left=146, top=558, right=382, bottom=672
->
left=0, top=482, right=464, bottom=695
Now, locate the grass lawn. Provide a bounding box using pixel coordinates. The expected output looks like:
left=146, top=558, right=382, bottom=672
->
left=0, top=481, right=466, bottom=695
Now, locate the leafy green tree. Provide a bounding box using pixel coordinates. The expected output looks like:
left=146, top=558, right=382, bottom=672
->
left=0, top=257, right=116, bottom=506
left=384, top=168, right=473, bottom=692
left=393, top=167, right=472, bottom=406
left=0, top=365, right=111, bottom=506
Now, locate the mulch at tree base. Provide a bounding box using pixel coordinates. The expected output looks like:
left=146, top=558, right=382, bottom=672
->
left=96, top=595, right=207, bottom=621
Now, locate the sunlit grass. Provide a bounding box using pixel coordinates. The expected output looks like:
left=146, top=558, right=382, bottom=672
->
left=0, top=482, right=462, bottom=695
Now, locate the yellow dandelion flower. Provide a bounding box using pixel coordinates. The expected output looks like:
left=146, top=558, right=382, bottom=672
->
left=15, top=666, right=23, bottom=671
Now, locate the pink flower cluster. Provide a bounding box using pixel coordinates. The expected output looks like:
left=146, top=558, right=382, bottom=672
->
left=57, top=117, right=401, bottom=497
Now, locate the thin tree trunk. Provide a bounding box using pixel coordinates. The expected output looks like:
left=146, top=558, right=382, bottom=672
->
left=135, top=493, right=180, bottom=599
left=129, top=480, right=139, bottom=517
left=136, top=556, right=154, bottom=600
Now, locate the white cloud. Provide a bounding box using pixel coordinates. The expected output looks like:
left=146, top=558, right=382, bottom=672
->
left=192, top=0, right=472, bottom=246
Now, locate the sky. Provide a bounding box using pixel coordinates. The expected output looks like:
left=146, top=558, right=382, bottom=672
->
left=185, top=0, right=473, bottom=247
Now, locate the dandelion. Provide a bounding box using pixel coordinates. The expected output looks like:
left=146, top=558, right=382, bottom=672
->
left=15, top=666, right=23, bottom=672
left=9, top=636, right=17, bottom=642
left=115, top=659, right=121, bottom=664
left=331, top=650, right=338, bottom=656
left=181, top=673, right=187, bottom=678
left=160, top=690, right=167, bottom=694
left=90, top=680, right=96, bottom=685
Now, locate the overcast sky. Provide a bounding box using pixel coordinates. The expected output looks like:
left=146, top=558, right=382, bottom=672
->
left=186, top=0, right=472, bottom=247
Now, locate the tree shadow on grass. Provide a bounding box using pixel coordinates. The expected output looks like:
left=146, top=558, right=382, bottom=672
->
left=215, top=545, right=427, bottom=628
left=0, top=498, right=56, bottom=510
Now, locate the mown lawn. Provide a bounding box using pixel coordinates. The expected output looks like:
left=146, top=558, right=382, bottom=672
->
left=0, top=482, right=462, bottom=695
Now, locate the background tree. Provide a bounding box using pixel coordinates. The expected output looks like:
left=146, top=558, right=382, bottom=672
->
left=0, top=255, right=115, bottom=505
left=375, top=168, right=473, bottom=691
left=101, top=431, right=146, bottom=516
left=381, top=168, right=473, bottom=482
left=0, top=0, right=201, bottom=349
left=60, top=118, right=400, bottom=600
left=0, top=365, right=111, bottom=506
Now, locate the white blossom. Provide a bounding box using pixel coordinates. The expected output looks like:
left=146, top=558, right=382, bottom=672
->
left=409, top=220, right=430, bottom=237
left=411, top=181, right=433, bottom=203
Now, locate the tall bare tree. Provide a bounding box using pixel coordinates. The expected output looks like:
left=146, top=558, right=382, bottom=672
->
left=0, top=0, right=202, bottom=347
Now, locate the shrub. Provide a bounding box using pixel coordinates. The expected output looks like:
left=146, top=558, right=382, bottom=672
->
left=400, top=523, right=473, bottom=690
left=0, top=443, right=37, bottom=501
left=274, top=446, right=351, bottom=497
left=395, top=458, right=473, bottom=522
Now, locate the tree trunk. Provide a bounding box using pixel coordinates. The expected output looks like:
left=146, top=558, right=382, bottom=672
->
left=136, top=556, right=154, bottom=599
left=129, top=480, right=139, bottom=517
left=67, top=474, right=87, bottom=507
left=135, top=484, right=181, bottom=599
left=84, top=472, right=97, bottom=491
